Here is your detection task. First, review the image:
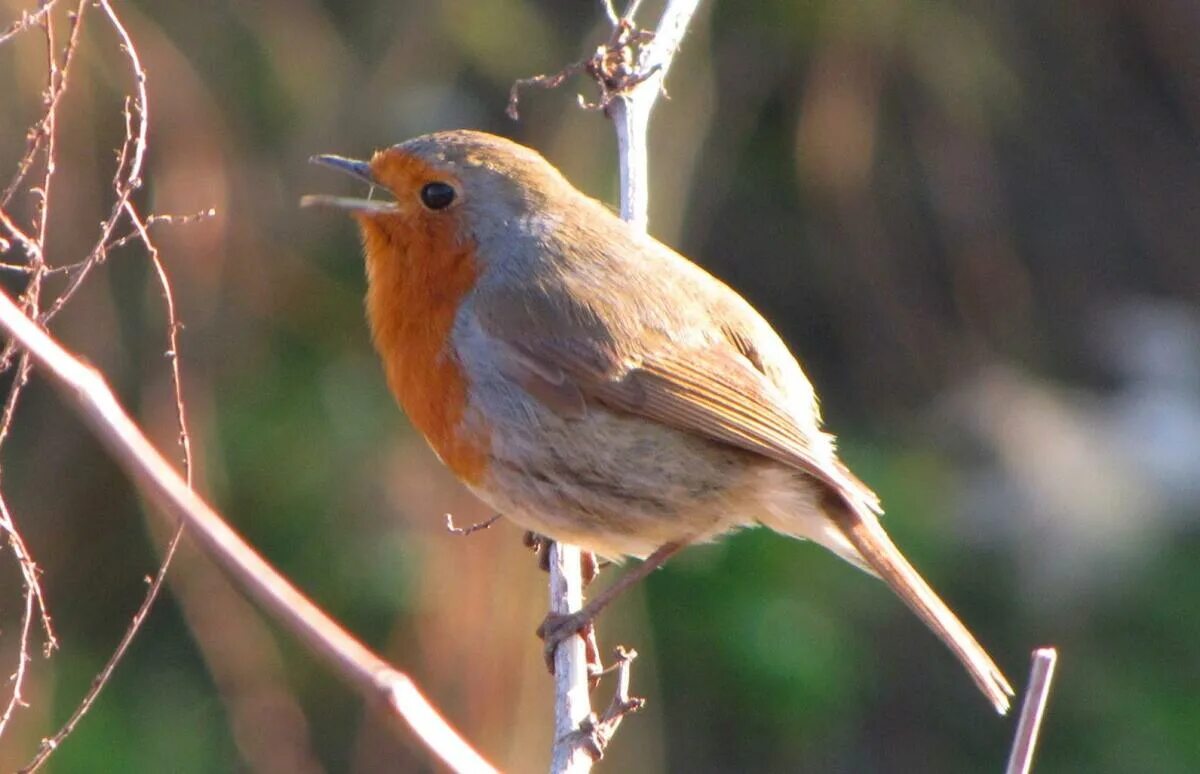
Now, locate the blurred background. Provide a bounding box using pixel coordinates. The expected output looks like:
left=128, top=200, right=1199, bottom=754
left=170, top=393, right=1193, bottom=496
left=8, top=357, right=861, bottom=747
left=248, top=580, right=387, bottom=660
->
left=2, top=0, right=1199, bottom=771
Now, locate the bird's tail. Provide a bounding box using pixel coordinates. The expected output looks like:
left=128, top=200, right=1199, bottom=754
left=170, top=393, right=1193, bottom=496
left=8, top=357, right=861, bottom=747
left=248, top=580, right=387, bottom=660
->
left=825, top=496, right=1015, bottom=714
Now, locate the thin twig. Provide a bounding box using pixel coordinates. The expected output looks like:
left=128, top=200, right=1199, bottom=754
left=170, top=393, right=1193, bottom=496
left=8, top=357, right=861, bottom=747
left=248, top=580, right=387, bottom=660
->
left=0, top=0, right=88, bottom=736
left=506, top=19, right=656, bottom=121
left=0, top=0, right=63, bottom=48
left=601, top=0, right=620, bottom=26
left=0, top=497, right=56, bottom=651
left=0, top=0, right=138, bottom=375
left=1, top=0, right=87, bottom=210
left=0, top=493, right=56, bottom=738
left=445, top=512, right=503, bottom=536
left=30, top=0, right=151, bottom=340
left=0, top=287, right=497, bottom=773
left=1004, top=648, right=1058, bottom=774
left=21, top=197, right=193, bottom=773
left=572, top=647, right=644, bottom=760
left=103, top=207, right=217, bottom=253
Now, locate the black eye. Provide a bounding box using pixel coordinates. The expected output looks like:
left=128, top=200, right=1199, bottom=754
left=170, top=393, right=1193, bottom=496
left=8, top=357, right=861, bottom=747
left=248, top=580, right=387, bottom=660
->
left=420, top=181, right=456, bottom=210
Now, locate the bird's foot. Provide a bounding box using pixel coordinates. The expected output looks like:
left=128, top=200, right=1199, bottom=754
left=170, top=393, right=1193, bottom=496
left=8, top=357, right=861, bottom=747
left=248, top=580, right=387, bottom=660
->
left=538, top=610, right=602, bottom=683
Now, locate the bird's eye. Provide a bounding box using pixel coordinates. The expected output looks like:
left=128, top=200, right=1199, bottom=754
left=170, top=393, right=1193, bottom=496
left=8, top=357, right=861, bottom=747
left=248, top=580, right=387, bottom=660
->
left=420, top=181, right=456, bottom=210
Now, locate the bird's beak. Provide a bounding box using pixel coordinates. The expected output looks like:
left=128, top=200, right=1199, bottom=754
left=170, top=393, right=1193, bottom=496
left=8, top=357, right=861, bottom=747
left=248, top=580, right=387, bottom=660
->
left=300, top=154, right=398, bottom=214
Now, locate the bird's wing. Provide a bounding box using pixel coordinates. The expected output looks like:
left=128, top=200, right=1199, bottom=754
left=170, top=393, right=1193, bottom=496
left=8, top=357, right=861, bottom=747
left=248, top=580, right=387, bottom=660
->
left=488, top=325, right=880, bottom=514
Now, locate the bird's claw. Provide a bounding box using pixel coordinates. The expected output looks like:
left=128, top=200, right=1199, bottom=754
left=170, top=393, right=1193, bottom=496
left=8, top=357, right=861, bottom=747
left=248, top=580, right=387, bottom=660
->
left=538, top=611, right=602, bottom=682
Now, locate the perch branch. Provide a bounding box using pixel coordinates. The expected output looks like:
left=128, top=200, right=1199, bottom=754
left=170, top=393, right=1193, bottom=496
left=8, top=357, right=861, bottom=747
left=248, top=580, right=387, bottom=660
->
left=542, top=2, right=702, bottom=771
left=548, top=542, right=596, bottom=773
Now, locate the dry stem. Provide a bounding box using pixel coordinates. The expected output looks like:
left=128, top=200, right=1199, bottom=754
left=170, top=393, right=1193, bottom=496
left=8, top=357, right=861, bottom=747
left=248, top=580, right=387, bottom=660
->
left=1004, top=648, right=1059, bottom=774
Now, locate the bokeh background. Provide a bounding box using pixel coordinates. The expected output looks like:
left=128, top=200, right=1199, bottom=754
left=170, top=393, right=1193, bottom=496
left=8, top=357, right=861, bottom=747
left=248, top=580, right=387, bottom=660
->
left=3, top=0, right=1200, bottom=771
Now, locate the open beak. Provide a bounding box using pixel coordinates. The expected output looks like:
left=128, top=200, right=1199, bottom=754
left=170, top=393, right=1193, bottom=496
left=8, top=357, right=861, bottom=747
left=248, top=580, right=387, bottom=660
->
left=300, top=154, right=398, bottom=214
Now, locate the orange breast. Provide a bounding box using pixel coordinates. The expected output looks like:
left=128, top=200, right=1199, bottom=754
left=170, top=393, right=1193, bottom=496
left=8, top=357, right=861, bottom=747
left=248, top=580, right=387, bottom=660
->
left=359, top=209, right=490, bottom=484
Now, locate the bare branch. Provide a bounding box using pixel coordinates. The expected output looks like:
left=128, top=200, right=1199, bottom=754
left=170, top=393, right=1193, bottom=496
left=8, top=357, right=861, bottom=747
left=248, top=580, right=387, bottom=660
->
left=445, top=512, right=503, bottom=536
left=21, top=197, right=193, bottom=774
left=0, top=493, right=56, bottom=738
left=103, top=207, right=216, bottom=253
left=548, top=543, right=595, bottom=774
left=0, top=290, right=496, bottom=772
left=0, top=0, right=64, bottom=48
left=0, top=0, right=90, bottom=737
left=608, top=0, right=702, bottom=229
left=570, top=647, right=645, bottom=761
left=1005, top=648, right=1059, bottom=774
left=601, top=0, right=621, bottom=26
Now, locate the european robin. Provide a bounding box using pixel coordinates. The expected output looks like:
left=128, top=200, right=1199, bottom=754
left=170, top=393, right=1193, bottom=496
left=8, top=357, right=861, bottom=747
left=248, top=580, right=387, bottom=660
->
left=303, top=130, right=1014, bottom=714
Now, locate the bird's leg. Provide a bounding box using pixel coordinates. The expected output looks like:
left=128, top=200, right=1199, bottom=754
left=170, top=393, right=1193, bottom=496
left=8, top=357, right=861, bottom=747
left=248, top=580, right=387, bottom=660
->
left=538, top=541, right=684, bottom=672
left=582, top=616, right=602, bottom=687
left=581, top=549, right=601, bottom=587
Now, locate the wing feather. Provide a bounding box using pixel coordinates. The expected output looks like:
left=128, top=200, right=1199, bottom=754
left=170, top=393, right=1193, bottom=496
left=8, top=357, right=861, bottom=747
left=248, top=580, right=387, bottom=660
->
left=495, top=334, right=881, bottom=513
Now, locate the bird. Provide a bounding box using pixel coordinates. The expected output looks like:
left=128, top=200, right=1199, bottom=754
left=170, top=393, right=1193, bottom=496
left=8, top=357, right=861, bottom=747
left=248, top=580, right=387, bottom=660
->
left=302, top=129, right=1014, bottom=714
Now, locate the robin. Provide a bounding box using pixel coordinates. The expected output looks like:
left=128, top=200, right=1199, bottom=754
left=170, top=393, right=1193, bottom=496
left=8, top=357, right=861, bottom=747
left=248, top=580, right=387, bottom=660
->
left=302, top=130, right=1013, bottom=714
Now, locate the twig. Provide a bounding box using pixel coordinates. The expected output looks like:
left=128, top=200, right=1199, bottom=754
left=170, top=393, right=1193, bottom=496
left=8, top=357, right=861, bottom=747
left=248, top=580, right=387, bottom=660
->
left=0, top=497, right=54, bottom=652
left=0, top=0, right=89, bottom=737
left=0, top=0, right=142, bottom=374
left=103, top=207, right=217, bottom=253
left=571, top=647, right=645, bottom=760
left=20, top=198, right=192, bottom=773
left=0, top=493, right=56, bottom=739
left=1004, top=648, right=1058, bottom=774
left=445, top=513, right=503, bottom=536
left=0, top=0, right=63, bottom=48
left=506, top=18, right=656, bottom=121
left=601, top=0, right=621, bottom=26
left=0, top=287, right=497, bottom=772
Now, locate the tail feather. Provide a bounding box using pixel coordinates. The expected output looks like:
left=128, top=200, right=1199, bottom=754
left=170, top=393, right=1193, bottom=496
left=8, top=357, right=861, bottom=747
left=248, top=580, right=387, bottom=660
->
left=825, top=498, right=1014, bottom=714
